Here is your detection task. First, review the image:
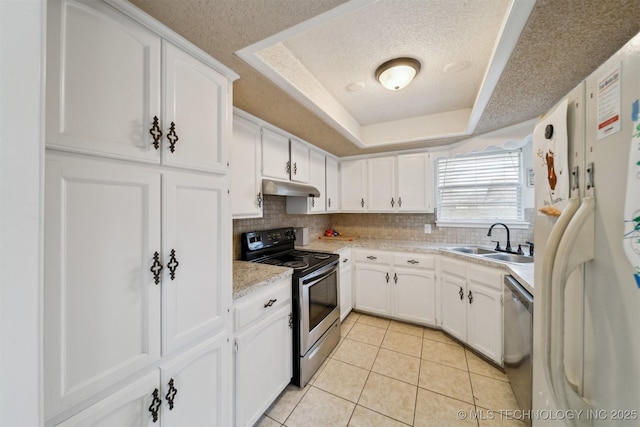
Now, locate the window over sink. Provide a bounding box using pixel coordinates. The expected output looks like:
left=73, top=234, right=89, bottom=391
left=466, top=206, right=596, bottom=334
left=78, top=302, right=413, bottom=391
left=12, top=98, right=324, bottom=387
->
left=436, top=150, right=526, bottom=227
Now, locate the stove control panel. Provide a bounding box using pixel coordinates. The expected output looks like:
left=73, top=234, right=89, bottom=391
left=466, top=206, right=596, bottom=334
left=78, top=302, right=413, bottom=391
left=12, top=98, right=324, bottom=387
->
left=243, top=227, right=296, bottom=252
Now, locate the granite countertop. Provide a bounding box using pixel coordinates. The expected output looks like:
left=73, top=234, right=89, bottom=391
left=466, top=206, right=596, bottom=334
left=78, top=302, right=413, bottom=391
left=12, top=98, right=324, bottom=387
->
left=233, top=260, right=292, bottom=300
left=234, top=238, right=535, bottom=299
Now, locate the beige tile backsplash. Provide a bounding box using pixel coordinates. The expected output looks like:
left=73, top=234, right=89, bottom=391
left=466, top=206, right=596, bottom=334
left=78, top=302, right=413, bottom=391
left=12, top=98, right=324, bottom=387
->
left=232, top=195, right=534, bottom=259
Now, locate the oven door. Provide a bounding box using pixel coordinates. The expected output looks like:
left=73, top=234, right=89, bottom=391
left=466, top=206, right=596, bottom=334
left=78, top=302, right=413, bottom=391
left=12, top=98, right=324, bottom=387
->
left=299, top=262, right=340, bottom=355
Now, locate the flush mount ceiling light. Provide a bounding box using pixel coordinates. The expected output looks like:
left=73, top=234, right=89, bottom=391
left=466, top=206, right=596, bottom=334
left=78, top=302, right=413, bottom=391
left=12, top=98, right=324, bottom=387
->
left=375, top=57, right=421, bottom=91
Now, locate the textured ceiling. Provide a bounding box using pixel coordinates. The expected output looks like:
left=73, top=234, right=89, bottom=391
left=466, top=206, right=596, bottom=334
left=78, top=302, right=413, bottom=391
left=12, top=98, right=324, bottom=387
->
left=129, top=0, right=640, bottom=157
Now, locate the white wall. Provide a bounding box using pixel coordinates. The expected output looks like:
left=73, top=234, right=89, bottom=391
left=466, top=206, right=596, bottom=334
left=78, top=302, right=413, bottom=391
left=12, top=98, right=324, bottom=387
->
left=0, top=0, right=45, bottom=424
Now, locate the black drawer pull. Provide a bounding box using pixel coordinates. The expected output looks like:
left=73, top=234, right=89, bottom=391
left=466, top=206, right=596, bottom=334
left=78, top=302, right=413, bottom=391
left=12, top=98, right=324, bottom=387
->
left=407, top=259, right=419, bottom=264
left=264, top=298, right=277, bottom=308
left=366, top=256, right=377, bottom=260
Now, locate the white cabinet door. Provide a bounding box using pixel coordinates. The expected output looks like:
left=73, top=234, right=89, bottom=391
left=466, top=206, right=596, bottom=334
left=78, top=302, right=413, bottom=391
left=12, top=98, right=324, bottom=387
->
left=235, top=305, right=292, bottom=427
left=340, top=159, right=367, bottom=211
left=397, top=153, right=434, bottom=212
left=309, top=149, right=326, bottom=212
left=326, top=157, right=339, bottom=212
left=160, top=334, right=231, bottom=427
left=393, top=267, right=437, bottom=326
left=440, top=274, right=467, bottom=342
left=231, top=114, right=262, bottom=218
left=354, top=263, right=390, bottom=316
left=466, top=267, right=503, bottom=365
left=162, top=172, right=230, bottom=355
left=162, top=41, right=230, bottom=173
left=339, top=251, right=353, bottom=321
left=46, top=0, right=161, bottom=163
left=261, top=127, right=290, bottom=181
left=44, top=153, right=161, bottom=418
left=290, top=138, right=310, bottom=183
left=54, top=371, right=159, bottom=427
left=367, top=156, right=396, bottom=212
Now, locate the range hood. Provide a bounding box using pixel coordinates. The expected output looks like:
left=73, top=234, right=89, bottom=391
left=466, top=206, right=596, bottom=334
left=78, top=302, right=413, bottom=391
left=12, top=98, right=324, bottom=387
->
left=262, top=179, right=320, bottom=197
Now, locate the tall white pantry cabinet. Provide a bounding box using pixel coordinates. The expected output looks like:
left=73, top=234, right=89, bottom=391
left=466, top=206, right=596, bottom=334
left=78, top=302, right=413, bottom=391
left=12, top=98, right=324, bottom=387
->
left=43, top=0, right=238, bottom=425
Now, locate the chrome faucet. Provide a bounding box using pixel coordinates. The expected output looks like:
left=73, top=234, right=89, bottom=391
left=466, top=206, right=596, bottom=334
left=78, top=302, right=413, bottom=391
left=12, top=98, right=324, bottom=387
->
left=487, top=223, right=512, bottom=253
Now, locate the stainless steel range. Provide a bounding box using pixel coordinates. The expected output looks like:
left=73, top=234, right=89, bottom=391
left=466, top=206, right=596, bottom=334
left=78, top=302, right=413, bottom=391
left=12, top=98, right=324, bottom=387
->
left=241, top=227, right=341, bottom=387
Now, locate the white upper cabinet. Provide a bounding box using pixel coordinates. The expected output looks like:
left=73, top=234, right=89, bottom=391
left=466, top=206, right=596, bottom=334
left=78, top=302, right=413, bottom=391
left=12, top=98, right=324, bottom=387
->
left=289, top=138, right=310, bottom=183
left=231, top=114, right=263, bottom=218
left=397, top=153, right=434, bottom=212
left=46, top=0, right=161, bottom=163
left=367, top=156, right=397, bottom=212
left=340, top=159, right=367, bottom=211
left=326, top=156, right=339, bottom=212
left=308, top=149, right=326, bottom=212
left=46, top=0, right=233, bottom=173
left=261, top=127, right=290, bottom=181
left=162, top=41, right=230, bottom=173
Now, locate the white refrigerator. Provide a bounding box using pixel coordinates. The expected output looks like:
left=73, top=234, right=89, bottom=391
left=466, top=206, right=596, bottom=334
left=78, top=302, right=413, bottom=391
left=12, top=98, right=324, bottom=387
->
left=532, top=32, right=640, bottom=426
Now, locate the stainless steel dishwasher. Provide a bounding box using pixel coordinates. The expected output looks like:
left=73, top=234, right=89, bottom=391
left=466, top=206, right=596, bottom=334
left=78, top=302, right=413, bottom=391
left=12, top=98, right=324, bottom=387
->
left=503, top=275, right=533, bottom=425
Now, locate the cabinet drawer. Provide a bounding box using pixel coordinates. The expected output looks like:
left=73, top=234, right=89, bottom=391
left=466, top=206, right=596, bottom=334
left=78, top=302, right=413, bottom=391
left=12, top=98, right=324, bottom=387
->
left=355, top=250, right=391, bottom=265
left=393, top=253, right=435, bottom=269
left=338, top=248, right=352, bottom=269
left=440, top=258, right=467, bottom=279
left=234, top=279, right=291, bottom=331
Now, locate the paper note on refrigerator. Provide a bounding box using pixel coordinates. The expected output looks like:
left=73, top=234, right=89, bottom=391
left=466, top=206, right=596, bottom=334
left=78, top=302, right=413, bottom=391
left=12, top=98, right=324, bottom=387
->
left=533, top=99, right=569, bottom=215
left=623, top=99, right=640, bottom=288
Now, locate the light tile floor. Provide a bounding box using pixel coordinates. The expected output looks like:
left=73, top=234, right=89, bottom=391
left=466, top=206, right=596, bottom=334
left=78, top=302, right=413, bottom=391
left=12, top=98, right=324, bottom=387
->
left=256, top=312, right=526, bottom=427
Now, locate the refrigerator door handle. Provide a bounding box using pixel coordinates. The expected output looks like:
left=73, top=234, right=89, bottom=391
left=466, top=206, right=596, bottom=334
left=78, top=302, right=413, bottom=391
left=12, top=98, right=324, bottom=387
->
left=550, top=196, right=596, bottom=424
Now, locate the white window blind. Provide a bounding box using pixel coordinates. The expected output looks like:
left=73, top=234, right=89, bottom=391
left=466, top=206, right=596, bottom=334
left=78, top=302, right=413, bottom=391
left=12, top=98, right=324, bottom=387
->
left=437, top=151, right=523, bottom=222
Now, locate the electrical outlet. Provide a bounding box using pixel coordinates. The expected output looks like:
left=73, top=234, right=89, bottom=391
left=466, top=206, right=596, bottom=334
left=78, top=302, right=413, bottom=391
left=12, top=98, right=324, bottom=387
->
left=424, top=224, right=432, bottom=233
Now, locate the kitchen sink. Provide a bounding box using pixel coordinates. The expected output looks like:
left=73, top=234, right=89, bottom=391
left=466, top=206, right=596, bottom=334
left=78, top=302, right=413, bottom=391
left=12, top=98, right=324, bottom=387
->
left=449, top=246, right=497, bottom=255
left=482, top=253, right=534, bottom=264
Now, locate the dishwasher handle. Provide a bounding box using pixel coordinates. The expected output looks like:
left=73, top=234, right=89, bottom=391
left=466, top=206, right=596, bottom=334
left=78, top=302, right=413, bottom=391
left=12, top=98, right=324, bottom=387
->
left=504, top=275, right=533, bottom=314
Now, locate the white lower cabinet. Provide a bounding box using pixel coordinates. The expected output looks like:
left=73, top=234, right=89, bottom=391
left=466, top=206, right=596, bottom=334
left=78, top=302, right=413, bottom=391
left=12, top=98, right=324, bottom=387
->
left=354, top=250, right=437, bottom=326
left=233, top=278, right=292, bottom=427
left=54, top=335, right=229, bottom=427
left=440, top=258, right=503, bottom=365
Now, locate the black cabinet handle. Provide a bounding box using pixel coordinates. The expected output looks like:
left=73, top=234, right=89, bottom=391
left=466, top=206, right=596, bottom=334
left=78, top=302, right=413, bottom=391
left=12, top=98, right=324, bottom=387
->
left=328, top=198, right=331, bottom=208
left=167, top=122, right=179, bottom=153
left=264, top=298, right=277, bottom=308
left=459, top=287, right=464, bottom=300
left=361, top=198, right=365, bottom=208
left=167, top=249, right=179, bottom=280
left=286, top=161, right=291, bottom=175
left=468, top=290, right=473, bottom=304
left=293, top=162, right=297, bottom=175
left=366, top=256, right=377, bottom=260
left=149, top=389, right=161, bottom=423
left=257, top=192, right=262, bottom=208
left=386, top=272, right=390, bottom=283
left=407, top=259, right=419, bottom=265
left=311, top=198, right=315, bottom=207
left=166, top=378, right=178, bottom=410
left=343, top=258, right=349, bottom=263
left=150, top=251, right=163, bottom=285
left=398, top=197, right=402, bottom=208
left=394, top=273, right=398, bottom=284
left=150, top=116, right=162, bottom=150
left=391, top=197, right=395, bottom=207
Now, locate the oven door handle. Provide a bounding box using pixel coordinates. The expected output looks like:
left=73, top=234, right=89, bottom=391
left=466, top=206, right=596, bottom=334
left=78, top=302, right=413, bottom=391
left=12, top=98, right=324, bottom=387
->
left=302, top=262, right=339, bottom=286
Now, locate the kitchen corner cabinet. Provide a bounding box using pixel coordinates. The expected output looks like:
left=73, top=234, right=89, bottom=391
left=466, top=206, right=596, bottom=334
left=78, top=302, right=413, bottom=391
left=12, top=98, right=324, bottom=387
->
left=232, top=114, right=263, bottom=218
left=44, top=153, right=231, bottom=420
left=326, top=156, right=340, bottom=212
left=340, top=159, right=367, bottom=211
left=46, top=0, right=232, bottom=174
left=233, top=278, right=292, bottom=427
left=440, top=258, right=503, bottom=365
left=354, top=250, right=437, bottom=326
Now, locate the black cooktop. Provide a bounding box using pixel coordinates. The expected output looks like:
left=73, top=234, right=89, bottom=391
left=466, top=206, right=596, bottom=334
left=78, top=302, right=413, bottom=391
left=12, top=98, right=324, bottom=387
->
left=241, top=228, right=339, bottom=277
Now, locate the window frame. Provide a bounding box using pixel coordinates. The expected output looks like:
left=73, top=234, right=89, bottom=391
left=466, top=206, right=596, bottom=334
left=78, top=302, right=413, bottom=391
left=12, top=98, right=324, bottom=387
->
left=435, top=149, right=528, bottom=229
